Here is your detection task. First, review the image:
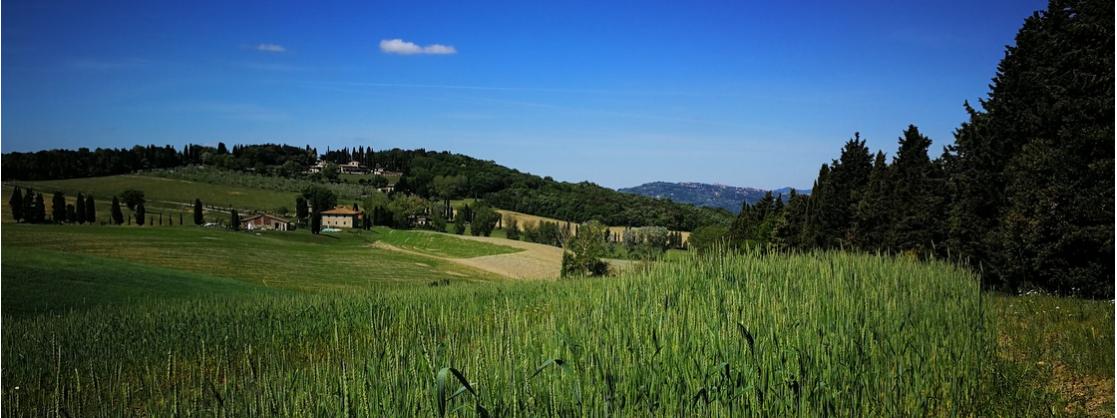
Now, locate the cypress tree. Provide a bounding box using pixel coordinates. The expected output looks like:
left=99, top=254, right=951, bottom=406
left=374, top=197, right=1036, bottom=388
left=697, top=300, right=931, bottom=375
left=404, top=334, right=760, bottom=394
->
left=52, top=192, right=66, bottom=223
left=85, top=195, right=96, bottom=223
left=111, top=197, right=124, bottom=225
left=34, top=193, right=45, bottom=223
left=888, top=125, right=942, bottom=255
left=230, top=209, right=240, bottom=231
left=295, top=196, right=308, bottom=224
left=772, top=189, right=807, bottom=249
left=822, top=135, right=873, bottom=248
left=136, top=203, right=146, bottom=225
left=194, top=199, right=204, bottom=225
left=9, top=186, right=23, bottom=222
left=310, top=207, right=322, bottom=234
left=23, top=188, right=35, bottom=223
left=75, top=193, right=86, bottom=224
left=853, top=151, right=891, bottom=251
left=947, top=0, right=1112, bottom=297
left=801, top=164, right=831, bottom=248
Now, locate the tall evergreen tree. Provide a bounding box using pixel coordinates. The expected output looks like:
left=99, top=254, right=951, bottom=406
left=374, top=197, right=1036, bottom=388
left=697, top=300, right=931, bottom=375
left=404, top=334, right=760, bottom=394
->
left=802, top=135, right=873, bottom=249
left=135, top=203, right=146, bottom=225
left=52, top=192, right=66, bottom=223
left=230, top=209, right=240, bottom=231
left=23, top=188, right=35, bottom=223
left=111, top=196, right=124, bottom=225
left=310, top=207, right=322, bottom=234
left=947, top=0, right=1112, bottom=297
left=75, top=193, right=86, bottom=224
left=295, top=196, right=308, bottom=224
left=888, top=126, right=946, bottom=255
left=852, top=151, right=891, bottom=251
left=9, top=186, right=23, bottom=222
left=194, top=199, right=205, bottom=225
left=34, top=193, right=46, bottom=223
left=772, top=189, right=808, bottom=249
left=86, top=195, right=96, bottom=223
left=800, top=165, right=830, bottom=247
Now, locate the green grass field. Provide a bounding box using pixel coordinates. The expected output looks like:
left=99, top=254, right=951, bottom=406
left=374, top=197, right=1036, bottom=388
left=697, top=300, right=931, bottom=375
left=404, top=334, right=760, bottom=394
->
left=374, top=228, right=520, bottom=258
left=6, top=175, right=300, bottom=214
left=1, top=205, right=1112, bottom=416
left=3, top=220, right=1078, bottom=416
left=2, top=224, right=502, bottom=298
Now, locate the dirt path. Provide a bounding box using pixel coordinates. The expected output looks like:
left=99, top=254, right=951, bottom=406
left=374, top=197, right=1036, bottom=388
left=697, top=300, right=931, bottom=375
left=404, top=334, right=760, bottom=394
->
left=371, top=236, right=562, bottom=279
left=373, top=232, right=637, bottom=280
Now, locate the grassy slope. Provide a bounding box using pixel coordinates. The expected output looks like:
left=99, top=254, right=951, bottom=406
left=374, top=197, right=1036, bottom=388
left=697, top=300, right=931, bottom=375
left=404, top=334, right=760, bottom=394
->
left=3, top=250, right=996, bottom=416
left=1, top=224, right=504, bottom=296
left=0, top=224, right=1110, bottom=415
left=6, top=175, right=298, bottom=212
left=992, top=294, right=1115, bottom=416
left=2, top=247, right=277, bottom=316
left=374, top=228, right=520, bottom=258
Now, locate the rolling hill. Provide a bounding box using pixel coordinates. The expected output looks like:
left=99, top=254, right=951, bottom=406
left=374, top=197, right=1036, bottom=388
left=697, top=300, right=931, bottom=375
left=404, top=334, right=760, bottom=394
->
left=618, top=181, right=810, bottom=213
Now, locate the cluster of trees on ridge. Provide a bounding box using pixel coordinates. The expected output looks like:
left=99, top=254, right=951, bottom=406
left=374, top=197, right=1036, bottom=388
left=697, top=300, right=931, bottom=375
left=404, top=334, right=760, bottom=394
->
left=702, top=0, right=1112, bottom=298
left=6, top=186, right=186, bottom=227
left=3, top=142, right=731, bottom=231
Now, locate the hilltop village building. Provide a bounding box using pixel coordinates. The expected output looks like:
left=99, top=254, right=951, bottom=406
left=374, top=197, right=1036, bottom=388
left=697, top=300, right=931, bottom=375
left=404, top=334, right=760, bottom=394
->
left=321, top=207, right=362, bottom=228
left=339, top=161, right=369, bottom=174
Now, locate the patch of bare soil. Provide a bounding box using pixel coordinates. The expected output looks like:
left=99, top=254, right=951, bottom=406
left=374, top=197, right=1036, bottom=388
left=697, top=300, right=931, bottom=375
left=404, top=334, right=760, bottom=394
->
left=374, top=234, right=633, bottom=280
left=999, top=334, right=1115, bottom=417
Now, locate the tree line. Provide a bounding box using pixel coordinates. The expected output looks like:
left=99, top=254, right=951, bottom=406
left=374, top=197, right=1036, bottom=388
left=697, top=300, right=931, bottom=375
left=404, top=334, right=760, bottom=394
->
left=4, top=142, right=732, bottom=231
left=713, top=0, right=1112, bottom=298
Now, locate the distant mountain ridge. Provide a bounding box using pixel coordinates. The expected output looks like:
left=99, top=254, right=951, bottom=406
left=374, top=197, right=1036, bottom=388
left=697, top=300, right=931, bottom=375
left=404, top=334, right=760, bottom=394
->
left=618, top=182, right=810, bottom=213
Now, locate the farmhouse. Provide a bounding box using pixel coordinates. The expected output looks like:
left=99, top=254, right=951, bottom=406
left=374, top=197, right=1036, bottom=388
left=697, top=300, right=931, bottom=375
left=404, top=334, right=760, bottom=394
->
left=306, top=161, right=328, bottom=174
left=240, top=213, right=291, bottom=231
left=321, top=207, right=362, bottom=228
left=339, top=161, right=369, bottom=174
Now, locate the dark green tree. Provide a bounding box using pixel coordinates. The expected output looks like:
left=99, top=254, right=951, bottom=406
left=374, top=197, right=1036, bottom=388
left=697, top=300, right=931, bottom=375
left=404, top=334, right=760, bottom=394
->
left=887, top=125, right=944, bottom=255
left=135, top=203, right=146, bottom=225
left=946, top=0, right=1112, bottom=297
left=111, top=197, right=124, bottom=225
left=52, top=192, right=66, bottom=223
left=310, top=207, right=322, bottom=234
left=85, top=195, right=96, bottom=223
left=470, top=202, right=500, bottom=237
left=230, top=209, right=240, bottom=231
left=120, top=189, right=145, bottom=211
left=75, top=193, right=86, bottom=224
left=194, top=199, right=204, bottom=225
left=852, top=151, right=891, bottom=251
left=560, top=221, right=610, bottom=278
left=33, top=193, right=46, bottom=223
left=295, top=196, right=308, bottom=224
left=9, top=186, right=23, bottom=222
left=772, top=190, right=808, bottom=249
left=823, top=135, right=873, bottom=248
left=23, top=188, right=35, bottom=223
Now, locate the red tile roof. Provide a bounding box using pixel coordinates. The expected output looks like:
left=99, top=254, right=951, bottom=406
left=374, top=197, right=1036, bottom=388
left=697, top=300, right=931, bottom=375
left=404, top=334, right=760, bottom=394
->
left=321, top=207, right=360, bottom=215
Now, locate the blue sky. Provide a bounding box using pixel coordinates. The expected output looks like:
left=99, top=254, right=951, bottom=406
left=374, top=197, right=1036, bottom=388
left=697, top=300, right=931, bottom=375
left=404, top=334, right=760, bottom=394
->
left=2, top=0, right=1045, bottom=189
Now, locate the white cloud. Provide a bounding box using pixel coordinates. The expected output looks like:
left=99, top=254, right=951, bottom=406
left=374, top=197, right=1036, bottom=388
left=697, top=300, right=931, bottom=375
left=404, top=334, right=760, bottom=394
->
left=255, top=43, right=287, bottom=53
left=379, top=38, right=457, bottom=55
left=421, top=44, right=457, bottom=55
